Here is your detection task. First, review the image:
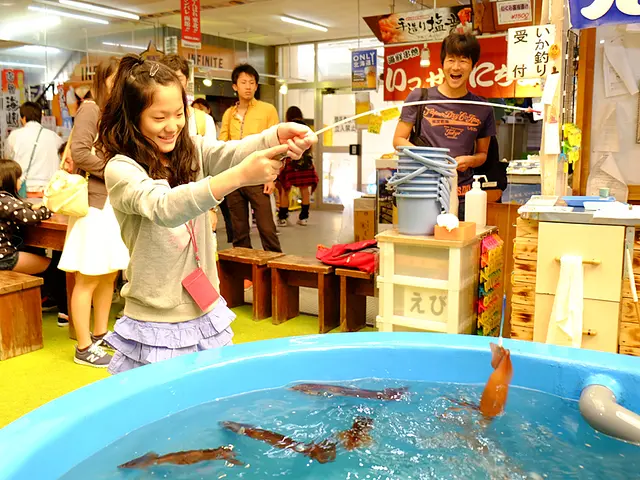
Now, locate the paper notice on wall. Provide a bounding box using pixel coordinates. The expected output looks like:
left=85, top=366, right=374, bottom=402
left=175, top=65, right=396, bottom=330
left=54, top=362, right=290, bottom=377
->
left=587, top=153, right=628, bottom=203
left=593, top=103, right=620, bottom=152
left=543, top=121, right=561, bottom=154
left=603, top=54, right=628, bottom=98
left=541, top=73, right=559, bottom=105
left=603, top=38, right=639, bottom=97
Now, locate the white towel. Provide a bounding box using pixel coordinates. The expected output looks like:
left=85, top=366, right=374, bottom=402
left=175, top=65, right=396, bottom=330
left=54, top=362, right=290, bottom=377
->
left=546, top=255, right=584, bottom=348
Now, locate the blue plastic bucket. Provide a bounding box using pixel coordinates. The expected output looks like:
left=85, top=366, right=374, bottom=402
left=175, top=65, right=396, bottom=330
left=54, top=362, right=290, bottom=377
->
left=395, top=193, right=448, bottom=235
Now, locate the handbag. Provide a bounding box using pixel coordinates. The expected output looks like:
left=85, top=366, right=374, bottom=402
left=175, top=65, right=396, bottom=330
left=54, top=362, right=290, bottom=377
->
left=18, top=126, right=44, bottom=198
left=182, top=219, right=220, bottom=311
left=43, top=130, right=90, bottom=217
left=316, top=239, right=378, bottom=274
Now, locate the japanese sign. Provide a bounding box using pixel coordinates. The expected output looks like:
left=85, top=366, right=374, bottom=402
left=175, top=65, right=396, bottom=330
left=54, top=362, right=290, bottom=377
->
left=568, top=0, right=640, bottom=29
left=181, top=0, right=201, bottom=49
left=404, top=287, right=448, bottom=322
left=384, top=35, right=542, bottom=102
left=1, top=69, right=25, bottom=155
left=497, top=0, right=533, bottom=25
left=364, top=7, right=473, bottom=45
left=507, top=25, right=555, bottom=79
left=352, top=49, right=378, bottom=91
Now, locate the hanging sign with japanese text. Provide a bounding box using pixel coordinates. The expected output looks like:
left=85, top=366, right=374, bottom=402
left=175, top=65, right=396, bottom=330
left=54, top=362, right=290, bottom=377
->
left=181, top=0, right=201, bottom=49
left=1, top=69, right=25, bottom=155
left=364, top=7, right=473, bottom=45
left=507, top=25, right=555, bottom=79
left=568, top=0, right=640, bottom=29
left=352, top=49, right=378, bottom=91
left=383, top=35, right=541, bottom=102
left=497, top=0, right=533, bottom=25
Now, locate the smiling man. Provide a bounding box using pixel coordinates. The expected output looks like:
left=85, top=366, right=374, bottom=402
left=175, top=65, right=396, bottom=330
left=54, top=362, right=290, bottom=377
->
left=393, top=33, right=496, bottom=220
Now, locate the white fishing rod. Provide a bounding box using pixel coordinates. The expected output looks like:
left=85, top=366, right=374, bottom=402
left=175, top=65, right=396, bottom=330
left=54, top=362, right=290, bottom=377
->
left=315, top=99, right=541, bottom=136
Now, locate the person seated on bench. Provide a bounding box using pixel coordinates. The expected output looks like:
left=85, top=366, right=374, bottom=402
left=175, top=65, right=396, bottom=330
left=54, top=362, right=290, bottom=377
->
left=0, top=159, right=69, bottom=325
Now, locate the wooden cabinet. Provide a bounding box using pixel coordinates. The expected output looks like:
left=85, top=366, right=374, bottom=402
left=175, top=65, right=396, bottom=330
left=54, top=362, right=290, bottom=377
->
left=536, top=223, right=624, bottom=302
left=533, top=222, right=626, bottom=354
left=533, top=294, right=620, bottom=353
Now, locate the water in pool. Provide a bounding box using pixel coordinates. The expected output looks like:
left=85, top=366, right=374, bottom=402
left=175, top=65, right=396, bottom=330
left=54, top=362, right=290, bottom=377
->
left=61, top=379, right=640, bottom=480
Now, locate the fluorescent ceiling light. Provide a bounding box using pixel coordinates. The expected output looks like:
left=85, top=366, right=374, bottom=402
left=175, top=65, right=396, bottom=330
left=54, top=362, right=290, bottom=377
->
left=280, top=15, right=328, bottom=32
left=28, top=5, right=109, bottom=24
left=0, top=61, right=46, bottom=69
left=102, top=41, right=145, bottom=50
left=18, top=45, right=61, bottom=54
left=58, top=0, right=139, bottom=20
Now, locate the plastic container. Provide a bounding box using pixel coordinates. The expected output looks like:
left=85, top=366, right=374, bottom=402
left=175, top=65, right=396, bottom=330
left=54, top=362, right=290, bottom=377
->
left=562, top=196, right=615, bottom=208
left=395, top=193, right=445, bottom=235
left=464, top=175, right=488, bottom=227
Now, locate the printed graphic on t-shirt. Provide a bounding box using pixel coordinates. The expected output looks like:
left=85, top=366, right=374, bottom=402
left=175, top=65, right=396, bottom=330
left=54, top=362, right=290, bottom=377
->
left=423, top=107, right=482, bottom=139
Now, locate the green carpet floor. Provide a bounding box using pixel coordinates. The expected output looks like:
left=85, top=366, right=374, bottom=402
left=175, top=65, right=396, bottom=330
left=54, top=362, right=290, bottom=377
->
left=0, top=305, right=374, bottom=429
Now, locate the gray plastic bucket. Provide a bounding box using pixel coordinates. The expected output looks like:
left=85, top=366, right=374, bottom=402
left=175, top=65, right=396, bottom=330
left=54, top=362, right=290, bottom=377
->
left=390, top=147, right=457, bottom=235
left=395, top=193, right=447, bottom=235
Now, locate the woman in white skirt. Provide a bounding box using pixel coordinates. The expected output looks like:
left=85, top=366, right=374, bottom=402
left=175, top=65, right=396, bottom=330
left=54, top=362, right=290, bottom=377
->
left=59, top=57, right=130, bottom=368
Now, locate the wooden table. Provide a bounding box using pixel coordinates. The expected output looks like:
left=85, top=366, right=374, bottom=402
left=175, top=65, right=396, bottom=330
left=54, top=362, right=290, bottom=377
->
left=22, top=214, right=77, bottom=339
left=268, top=255, right=339, bottom=334
left=217, top=247, right=285, bottom=320
left=335, top=268, right=376, bottom=332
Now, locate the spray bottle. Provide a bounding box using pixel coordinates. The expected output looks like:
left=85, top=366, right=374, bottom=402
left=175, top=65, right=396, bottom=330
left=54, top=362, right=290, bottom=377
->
left=465, top=175, right=488, bottom=228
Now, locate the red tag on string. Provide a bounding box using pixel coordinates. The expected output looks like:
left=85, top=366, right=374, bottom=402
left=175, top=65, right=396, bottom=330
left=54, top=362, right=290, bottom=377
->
left=182, top=220, right=219, bottom=311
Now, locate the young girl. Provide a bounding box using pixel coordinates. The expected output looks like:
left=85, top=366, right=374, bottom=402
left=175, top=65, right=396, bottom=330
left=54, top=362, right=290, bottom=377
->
left=0, top=159, right=52, bottom=273
left=58, top=57, right=130, bottom=368
left=276, top=106, right=318, bottom=227
left=99, top=55, right=315, bottom=374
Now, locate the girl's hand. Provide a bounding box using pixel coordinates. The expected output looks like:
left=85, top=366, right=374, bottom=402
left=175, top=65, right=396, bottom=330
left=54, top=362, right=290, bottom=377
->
left=277, top=123, right=317, bottom=160
left=238, top=144, right=289, bottom=187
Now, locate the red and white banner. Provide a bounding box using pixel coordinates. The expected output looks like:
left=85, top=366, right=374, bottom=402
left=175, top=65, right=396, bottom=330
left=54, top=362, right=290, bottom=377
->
left=181, top=0, right=201, bottom=49
left=384, top=35, right=541, bottom=101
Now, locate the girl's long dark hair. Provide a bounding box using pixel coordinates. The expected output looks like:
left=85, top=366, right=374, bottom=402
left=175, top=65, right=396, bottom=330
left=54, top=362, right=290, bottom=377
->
left=98, top=54, right=198, bottom=187
left=0, top=159, right=22, bottom=197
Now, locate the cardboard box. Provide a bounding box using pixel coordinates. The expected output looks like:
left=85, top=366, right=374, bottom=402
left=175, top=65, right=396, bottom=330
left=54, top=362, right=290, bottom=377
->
left=354, top=209, right=376, bottom=242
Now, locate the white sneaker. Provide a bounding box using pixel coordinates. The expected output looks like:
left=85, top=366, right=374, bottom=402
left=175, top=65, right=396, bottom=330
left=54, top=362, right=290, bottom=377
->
left=297, top=218, right=308, bottom=226
left=278, top=219, right=288, bottom=227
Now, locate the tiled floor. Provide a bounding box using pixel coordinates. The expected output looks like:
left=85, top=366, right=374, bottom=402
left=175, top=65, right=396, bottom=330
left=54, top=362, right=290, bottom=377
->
left=216, top=208, right=379, bottom=324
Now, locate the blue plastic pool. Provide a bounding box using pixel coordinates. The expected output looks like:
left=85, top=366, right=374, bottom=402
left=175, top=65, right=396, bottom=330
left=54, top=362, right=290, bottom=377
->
left=1, top=333, right=639, bottom=479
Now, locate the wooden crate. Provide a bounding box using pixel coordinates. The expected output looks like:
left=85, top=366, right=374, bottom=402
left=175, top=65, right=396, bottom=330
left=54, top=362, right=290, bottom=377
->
left=511, top=325, right=534, bottom=341
left=376, top=228, right=495, bottom=334
left=619, top=228, right=640, bottom=357
left=0, top=272, right=44, bottom=360
left=510, top=218, right=539, bottom=341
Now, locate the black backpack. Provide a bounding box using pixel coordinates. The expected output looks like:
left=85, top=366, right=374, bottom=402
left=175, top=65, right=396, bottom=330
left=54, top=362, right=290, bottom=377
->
left=474, top=135, right=507, bottom=191
left=409, top=88, right=430, bottom=146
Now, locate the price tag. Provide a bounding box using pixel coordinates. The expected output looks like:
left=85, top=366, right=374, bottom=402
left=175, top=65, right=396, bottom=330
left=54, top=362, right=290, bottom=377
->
left=381, top=107, right=401, bottom=121
left=368, top=114, right=383, bottom=134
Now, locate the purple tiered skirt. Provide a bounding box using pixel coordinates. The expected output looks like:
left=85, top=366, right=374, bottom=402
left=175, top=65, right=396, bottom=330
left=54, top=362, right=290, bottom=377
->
left=105, top=299, right=235, bottom=375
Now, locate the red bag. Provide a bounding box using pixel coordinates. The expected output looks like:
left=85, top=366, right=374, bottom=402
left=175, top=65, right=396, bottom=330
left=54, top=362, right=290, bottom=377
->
left=316, top=239, right=378, bottom=274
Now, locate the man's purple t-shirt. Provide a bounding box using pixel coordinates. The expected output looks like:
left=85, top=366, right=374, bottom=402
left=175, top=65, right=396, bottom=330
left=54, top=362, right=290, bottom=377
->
left=400, top=87, right=497, bottom=192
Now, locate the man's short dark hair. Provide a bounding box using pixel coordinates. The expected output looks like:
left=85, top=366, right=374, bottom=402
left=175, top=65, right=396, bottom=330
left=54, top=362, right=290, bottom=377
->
left=231, top=64, right=259, bottom=85
left=160, top=54, right=190, bottom=78
left=440, top=33, right=481, bottom=66
left=20, top=102, right=42, bottom=124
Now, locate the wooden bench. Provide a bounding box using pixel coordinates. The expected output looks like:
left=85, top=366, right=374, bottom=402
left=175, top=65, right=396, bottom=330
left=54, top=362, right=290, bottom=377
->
left=268, top=255, right=339, bottom=333
left=336, top=268, right=376, bottom=332
left=0, top=272, right=44, bottom=360
left=218, top=248, right=285, bottom=320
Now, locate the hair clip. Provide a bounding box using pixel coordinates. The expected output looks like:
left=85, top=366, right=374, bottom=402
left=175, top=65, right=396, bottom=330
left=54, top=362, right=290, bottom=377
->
left=149, top=63, right=160, bottom=77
